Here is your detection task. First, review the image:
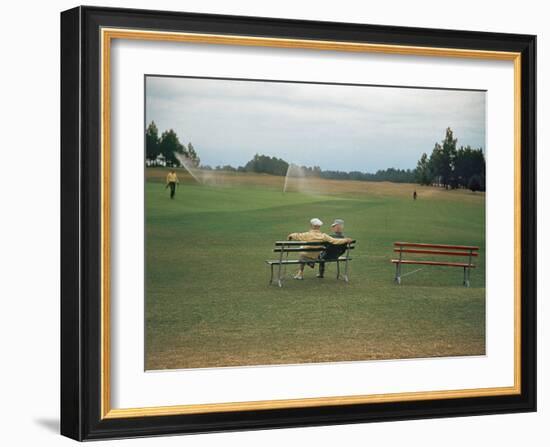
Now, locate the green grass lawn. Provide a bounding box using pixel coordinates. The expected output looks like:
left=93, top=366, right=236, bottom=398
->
left=145, top=170, right=485, bottom=370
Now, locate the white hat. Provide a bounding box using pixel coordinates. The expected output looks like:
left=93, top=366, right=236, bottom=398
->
left=310, top=218, right=323, bottom=226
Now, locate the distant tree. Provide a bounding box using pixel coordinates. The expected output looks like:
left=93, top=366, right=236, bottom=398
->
left=145, top=124, right=207, bottom=169
left=454, top=146, right=471, bottom=187
left=415, top=127, right=485, bottom=190
left=415, top=152, right=432, bottom=185
left=299, top=165, right=321, bottom=177
left=425, top=128, right=458, bottom=188
left=470, top=150, right=485, bottom=192
left=441, top=127, right=458, bottom=188
left=468, top=174, right=482, bottom=192
left=145, top=121, right=161, bottom=161
left=159, top=129, right=186, bottom=167
left=428, top=142, right=445, bottom=187
left=454, top=146, right=486, bottom=189
left=187, top=142, right=200, bottom=167
left=243, top=154, right=289, bottom=176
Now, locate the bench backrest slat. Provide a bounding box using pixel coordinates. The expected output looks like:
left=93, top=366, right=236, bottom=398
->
left=275, top=246, right=355, bottom=253
left=273, top=240, right=355, bottom=262
left=394, top=241, right=479, bottom=251
left=394, top=248, right=478, bottom=257
left=276, top=240, right=356, bottom=246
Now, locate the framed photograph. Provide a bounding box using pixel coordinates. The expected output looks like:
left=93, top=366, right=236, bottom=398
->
left=61, top=6, right=536, bottom=441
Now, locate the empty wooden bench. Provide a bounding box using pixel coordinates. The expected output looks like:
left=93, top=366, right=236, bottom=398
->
left=266, top=240, right=356, bottom=287
left=391, top=242, right=479, bottom=287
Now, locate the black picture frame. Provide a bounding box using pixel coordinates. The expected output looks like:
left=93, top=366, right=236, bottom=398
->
left=61, top=5, right=536, bottom=441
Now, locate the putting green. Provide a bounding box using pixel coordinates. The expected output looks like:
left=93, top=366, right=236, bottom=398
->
left=145, top=169, right=485, bottom=370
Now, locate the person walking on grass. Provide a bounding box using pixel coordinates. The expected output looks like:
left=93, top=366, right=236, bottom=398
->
left=165, top=169, right=179, bottom=199
left=317, top=219, right=348, bottom=278
left=288, top=218, right=352, bottom=280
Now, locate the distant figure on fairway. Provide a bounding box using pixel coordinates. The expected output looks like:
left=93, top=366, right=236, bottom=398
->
left=288, top=218, right=352, bottom=280
left=413, top=190, right=417, bottom=200
left=165, top=170, right=179, bottom=199
left=317, top=219, right=347, bottom=278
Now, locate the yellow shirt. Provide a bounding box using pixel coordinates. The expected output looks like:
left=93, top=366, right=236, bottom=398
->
left=288, top=229, right=349, bottom=259
left=166, top=172, right=179, bottom=184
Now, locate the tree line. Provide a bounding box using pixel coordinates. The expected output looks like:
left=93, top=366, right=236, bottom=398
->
left=200, top=154, right=416, bottom=183
left=320, top=168, right=416, bottom=183
left=146, top=122, right=485, bottom=191
left=199, top=154, right=292, bottom=176
left=146, top=121, right=200, bottom=167
left=415, top=127, right=485, bottom=191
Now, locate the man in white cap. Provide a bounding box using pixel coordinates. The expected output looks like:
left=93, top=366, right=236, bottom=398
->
left=288, top=218, right=352, bottom=280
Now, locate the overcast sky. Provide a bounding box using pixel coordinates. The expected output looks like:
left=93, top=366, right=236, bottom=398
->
left=146, top=76, right=486, bottom=172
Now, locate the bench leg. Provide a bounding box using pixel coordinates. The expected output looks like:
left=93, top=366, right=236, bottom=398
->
left=394, top=262, right=401, bottom=285
left=276, top=249, right=285, bottom=287
left=277, top=262, right=284, bottom=288
left=344, top=258, right=350, bottom=283
left=336, top=261, right=340, bottom=280
left=269, top=264, right=274, bottom=285
left=463, top=267, right=470, bottom=287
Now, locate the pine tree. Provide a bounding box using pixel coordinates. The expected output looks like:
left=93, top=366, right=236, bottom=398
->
left=415, top=152, right=432, bottom=185
left=159, top=129, right=186, bottom=167
left=187, top=142, right=200, bottom=167
left=145, top=121, right=160, bottom=161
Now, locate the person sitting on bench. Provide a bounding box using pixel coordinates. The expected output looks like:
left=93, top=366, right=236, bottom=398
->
left=317, top=219, right=348, bottom=279
left=288, top=218, right=352, bottom=280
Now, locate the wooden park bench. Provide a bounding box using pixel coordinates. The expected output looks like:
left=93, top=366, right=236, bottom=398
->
left=391, top=242, right=479, bottom=287
left=266, top=240, right=356, bottom=287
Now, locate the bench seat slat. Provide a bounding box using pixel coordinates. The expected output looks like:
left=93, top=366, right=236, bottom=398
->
left=394, top=241, right=479, bottom=251
left=391, top=259, right=475, bottom=268
left=393, top=248, right=478, bottom=257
